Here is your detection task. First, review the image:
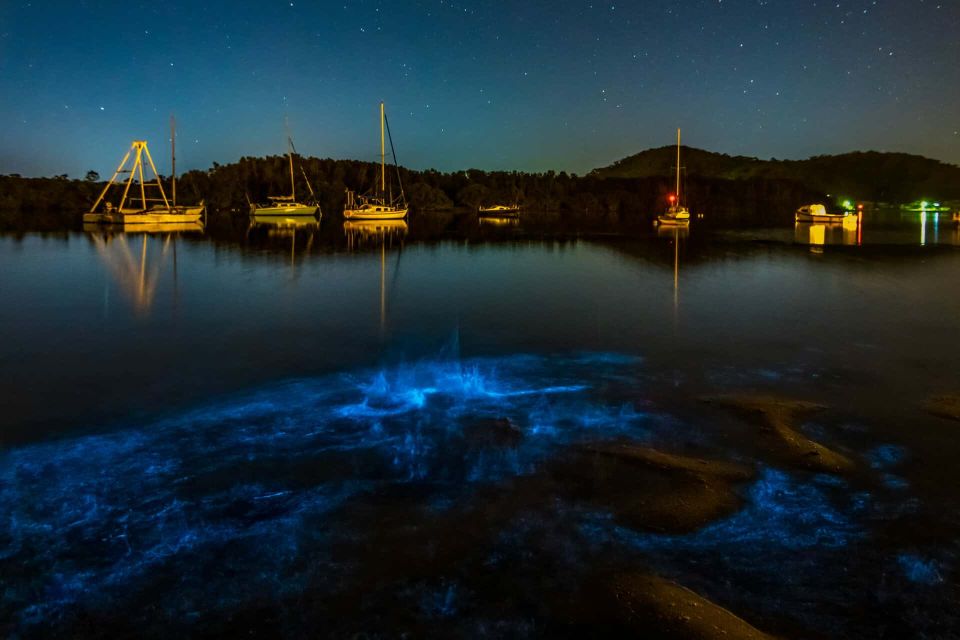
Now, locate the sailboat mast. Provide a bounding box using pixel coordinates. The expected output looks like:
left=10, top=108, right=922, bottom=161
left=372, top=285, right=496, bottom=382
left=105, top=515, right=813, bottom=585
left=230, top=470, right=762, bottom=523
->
left=170, top=115, right=176, bottom=207
left=676, top=128, right=681, bottom=203
left=380, top=101, right=386, bottom=196
left=288, top=138, right=296, bottom=201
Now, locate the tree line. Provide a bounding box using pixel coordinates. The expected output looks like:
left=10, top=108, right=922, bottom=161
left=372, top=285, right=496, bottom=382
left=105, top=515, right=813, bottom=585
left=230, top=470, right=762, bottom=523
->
left=0, top=155, right=826, bottom=231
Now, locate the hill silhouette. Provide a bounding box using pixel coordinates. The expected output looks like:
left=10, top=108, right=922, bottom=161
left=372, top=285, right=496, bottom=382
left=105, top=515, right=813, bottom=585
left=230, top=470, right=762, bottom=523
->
left=592, top=147, right=960, bottom=203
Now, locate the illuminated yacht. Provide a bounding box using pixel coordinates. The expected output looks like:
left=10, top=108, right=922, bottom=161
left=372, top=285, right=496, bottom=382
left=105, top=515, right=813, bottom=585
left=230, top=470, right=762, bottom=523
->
left=478, top=204, right=520, bottom=218
left=343, top=102, right=409, bottom=221
left=656, top=128, right=691, bottom=226
left=250, top=136, right=321, bottom=217
left=795, top=204, right=851, bottom=223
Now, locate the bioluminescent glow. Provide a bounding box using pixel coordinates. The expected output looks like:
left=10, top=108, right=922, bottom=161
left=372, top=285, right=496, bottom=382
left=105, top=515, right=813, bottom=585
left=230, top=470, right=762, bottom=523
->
left=0, top=352, right=652, bottom=628
left=1, top=350, right=949, bottom=636
left=584, top=468, right=864, bottom=554
left=898, top=554, right=944, bottom=585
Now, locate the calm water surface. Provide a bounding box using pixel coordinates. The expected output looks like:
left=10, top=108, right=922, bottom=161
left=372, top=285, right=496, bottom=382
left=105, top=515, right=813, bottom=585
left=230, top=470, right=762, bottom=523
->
left=1, top=217, right=959, bottom=637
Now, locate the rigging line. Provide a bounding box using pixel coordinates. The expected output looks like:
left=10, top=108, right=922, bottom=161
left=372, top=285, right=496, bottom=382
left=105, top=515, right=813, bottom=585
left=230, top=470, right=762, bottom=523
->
left=389, top=237, right=403, bottom=294
left=288, top=137, right=318, bottom=200
left=383, top=111, right=406, bottom=204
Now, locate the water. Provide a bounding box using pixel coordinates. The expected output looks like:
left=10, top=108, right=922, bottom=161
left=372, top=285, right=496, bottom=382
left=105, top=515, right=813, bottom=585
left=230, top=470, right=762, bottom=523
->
left=1, top=215, right=959, bottom=637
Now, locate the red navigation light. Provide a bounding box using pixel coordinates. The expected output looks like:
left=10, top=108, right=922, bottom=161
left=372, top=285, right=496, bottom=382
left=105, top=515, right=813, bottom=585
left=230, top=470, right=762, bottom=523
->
left=857, top=203, right=864, bottom=210
left=668, top=194, right=676, bottom=203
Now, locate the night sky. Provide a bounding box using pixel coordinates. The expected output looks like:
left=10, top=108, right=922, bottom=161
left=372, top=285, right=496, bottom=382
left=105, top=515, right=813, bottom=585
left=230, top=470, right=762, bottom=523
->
left=1, top=0, right=958, bottom=178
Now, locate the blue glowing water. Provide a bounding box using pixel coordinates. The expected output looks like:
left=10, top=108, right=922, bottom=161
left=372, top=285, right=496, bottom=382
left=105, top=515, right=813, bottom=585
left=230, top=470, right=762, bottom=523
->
left=1, top=350, right=955, bottom=637
left=0, top=352, right=653, bottom=628
left=898, top=554, right=944, bottom=585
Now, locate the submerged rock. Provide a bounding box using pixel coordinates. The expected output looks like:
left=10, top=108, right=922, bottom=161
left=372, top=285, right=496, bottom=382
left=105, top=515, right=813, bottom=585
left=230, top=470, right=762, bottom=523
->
left=552, top=443, right=755, bottom=534
left=583, top=443, right=754, bottom=482
left=703, top=394, right=855, bottom=474
left=925, top=394, right=960, bottom=422
left=608, top=572, right=778, bottom=639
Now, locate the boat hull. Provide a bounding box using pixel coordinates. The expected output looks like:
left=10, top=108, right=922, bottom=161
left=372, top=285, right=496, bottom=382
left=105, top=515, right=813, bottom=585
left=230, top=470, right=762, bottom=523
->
left=795, top=212, right=851, bottom=223
left=83, top=206, right=203, bottom=225
left=343, top=220, right=409, bottom=233
left=251, top=204, right=320, bottom=216
left=478, top=206, right=520, bottom=218
left=656, top=215, right=690, bottom=226
left=343, top=207, right=408, bottom=220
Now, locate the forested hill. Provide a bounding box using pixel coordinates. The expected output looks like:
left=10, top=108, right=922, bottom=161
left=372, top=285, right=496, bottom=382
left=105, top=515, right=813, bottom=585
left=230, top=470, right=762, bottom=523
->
left=592, top=147, right=960, bottom=203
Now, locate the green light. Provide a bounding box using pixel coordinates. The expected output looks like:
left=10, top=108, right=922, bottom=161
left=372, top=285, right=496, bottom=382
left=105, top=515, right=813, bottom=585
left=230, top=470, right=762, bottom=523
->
left=842, top=200, right=853, bottom=209
left=921, top=201, right=928, bottom=208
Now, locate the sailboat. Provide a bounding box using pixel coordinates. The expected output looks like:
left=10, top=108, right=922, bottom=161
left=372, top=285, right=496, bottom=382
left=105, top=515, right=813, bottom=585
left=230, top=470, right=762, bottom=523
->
left=656, top=128, right=691, bottom=226
left=344, top=102, right=408, bottom=220
left=84, top=138, right=204, bottom=225
left=162, top=116, right=206, bottom=220
left=250, top=136, right=320, bottom=217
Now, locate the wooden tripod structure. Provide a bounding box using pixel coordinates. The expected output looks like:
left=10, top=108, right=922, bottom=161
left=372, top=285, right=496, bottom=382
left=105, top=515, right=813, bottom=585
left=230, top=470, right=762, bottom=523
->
left=89, top=140, right=170, bottom=213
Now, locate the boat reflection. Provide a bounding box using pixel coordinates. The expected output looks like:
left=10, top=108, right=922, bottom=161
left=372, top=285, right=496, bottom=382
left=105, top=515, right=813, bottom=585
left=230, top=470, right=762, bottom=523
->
left=794, top=217, right=859, bottom=248
left=247, top=213, right=320, bottom=270
left=343, top=219, right=408, bottom=251
left=343, top=220, right=407, bottom=339
left=655, top=224, right=684, bottom=331
left=248, top=213, right=320, bottom=229
left=83, top=221, right=204, bottom=235
left=86, top=230, right=189, bottom=314
left=478, top=215, right=520, bottom=228
left=656, top=223, right=689, bottom=240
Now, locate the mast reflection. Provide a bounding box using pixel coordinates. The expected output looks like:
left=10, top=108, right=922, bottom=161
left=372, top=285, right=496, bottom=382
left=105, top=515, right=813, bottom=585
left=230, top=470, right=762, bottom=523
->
left=343, top=220, right=408, bottom=338
left=85, top=223, right=201, bottom=314
left=657, top=223, right=686, bottom=329
left=247, top=213, right=320, bottom=274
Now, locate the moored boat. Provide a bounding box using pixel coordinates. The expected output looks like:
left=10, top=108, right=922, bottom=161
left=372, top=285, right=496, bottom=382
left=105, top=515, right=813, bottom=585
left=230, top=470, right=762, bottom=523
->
left=478, top=204, right=520, bottom=218
left=655, top=129, right=691, bottom=226
left=344, top=102, right=408, bottom=221
left=251, top=200, right=320, bottom=217
left=251, top=136, right=320, bottom=217
left=795, top=204, right=851, bottom=223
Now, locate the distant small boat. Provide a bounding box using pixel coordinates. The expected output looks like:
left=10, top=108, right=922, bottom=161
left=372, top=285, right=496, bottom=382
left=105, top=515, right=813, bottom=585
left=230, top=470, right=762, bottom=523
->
left=84, top=139, right=204, bottom=225
left=795, top=204, right=851, bottom=223
left=251, top=136, right=320, bottom=217
left=478, top=204, right=520, bottom=218
left=344, top=102, right=408, bottom=221
left=655, top=128, right=691, bottom=226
